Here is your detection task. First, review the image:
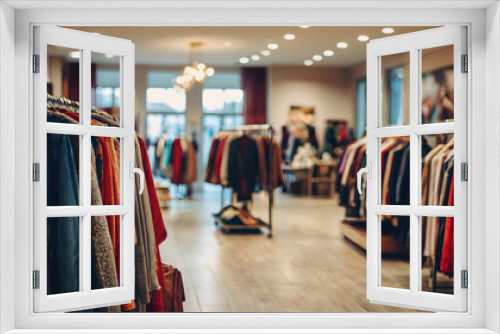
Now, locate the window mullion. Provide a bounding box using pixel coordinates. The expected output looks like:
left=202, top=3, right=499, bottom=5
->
left=409, top=47, right=420, bottom=295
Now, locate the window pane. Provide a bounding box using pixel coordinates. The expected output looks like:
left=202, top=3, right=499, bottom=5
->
left=47, top=45, right=81, bottom=124
left=203, top=88, right=244, bottom=114
left=355, top=78, right=367, bottom=139
left=380, top=215, right=410, bottom=290
left=91, top=136, right=121, bottom=206
left=421, top=45, right=454, bottom=124
left=420, top=216, right=454, bottom=295
left=91, top=216, right=121, bottom=289
left=380, top=136, right=410, bottom=205
left=92, top=53, right=121, bottom=121
left=381, top=52, right=410, bottom=127
left=146, top=88, right=186, bottom=112
left=47, top=134, right=80, bottom=206
left=47, top=217, right=80, bottom=295
left=420, top=134, right=454, bottom=206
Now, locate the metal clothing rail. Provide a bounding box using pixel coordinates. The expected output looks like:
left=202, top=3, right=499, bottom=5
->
left=215, top=124, right=274, bottom=238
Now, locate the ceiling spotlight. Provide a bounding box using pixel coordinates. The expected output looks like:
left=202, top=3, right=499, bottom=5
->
left=336, top=42, right=348, bottom=49
left=382, top=27, right=395, bottom=34
left=251, top=54, right=260, bottom=61
left=284, top=34, right=296, bottom=40
left=357, top=35, right=370, bottom=42
left=304, top=60, right=313, bottom=66
left=312, top=55, right=322, bottom=61
left=224, top=41, right=231, bottom=47
left=300, top=26, right=309, bottom=29
left=239, top=57, right=250, bottom=64
left=260, top=50, right=271, bottom=56
left=69, top=51, right=80, bottom=59
left=323, top=50, right=334, bottom=57
left=267, top=43, right=279, bottom=50
left=104, top=53, right=115, bottom=58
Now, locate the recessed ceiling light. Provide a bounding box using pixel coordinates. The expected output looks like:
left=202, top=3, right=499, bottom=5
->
left=284, top=34, right=296, bottom=40
left=251, top=54, right=260, bottom=61
left=239, top=57, right=250, bottom=64
left=300, top=26, right=309, bottom=29
left=104, top=53, right=115, bottom=58
left=312, top=55, right=322, bottom=61
left=304, top=60, right=313, bottom=66
left=336, top=42, right=348, bottom=49
left=260, top=50, right=271, bottom=56
left=323, top=50, right=334, bottom=57
left=382, top=27, right=395, bottom=34
left=224, top=41, right=231, bottom=47
left=267, top=43, right=279, bottom=50
left=357, top=35, right=370, bottom=42
left=69, top=51, right=80, bottom=59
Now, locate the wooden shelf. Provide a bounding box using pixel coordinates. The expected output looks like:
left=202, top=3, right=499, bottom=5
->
left=341, top=220, right=409, bottom=254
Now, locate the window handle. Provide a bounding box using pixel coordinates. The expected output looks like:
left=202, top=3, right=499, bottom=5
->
left=130, top=162, right=145, bottom=195
left=357, top=162, right=371, bottom=195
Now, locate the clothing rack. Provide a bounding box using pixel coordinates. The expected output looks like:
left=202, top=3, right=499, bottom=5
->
left=215, top=124, right=274, bottom=238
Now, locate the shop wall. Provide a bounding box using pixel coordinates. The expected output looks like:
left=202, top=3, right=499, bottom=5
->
left=269, top=66, right=354, bottom=149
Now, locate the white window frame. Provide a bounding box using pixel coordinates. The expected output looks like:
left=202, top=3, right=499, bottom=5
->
left=366, top=26, right=467, bottom=312
left=1, top=1, right=499, bottom=333
left=33, top=25, right=136, bottom=312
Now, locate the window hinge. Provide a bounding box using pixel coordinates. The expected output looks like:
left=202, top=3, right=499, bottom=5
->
left=32, top=270, right=40, bottom=289
left=461, top=162, right=468, bottom=182
left=461, top=54, right=468, bottom=73
left=33, top=54, right=40, bottom=73
left=33, top=163, right=40, bottom=182
left=461, top=270, right=468, bottom=289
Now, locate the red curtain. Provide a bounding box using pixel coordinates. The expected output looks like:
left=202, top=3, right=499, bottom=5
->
left=241, top=67, right=267, bottom=125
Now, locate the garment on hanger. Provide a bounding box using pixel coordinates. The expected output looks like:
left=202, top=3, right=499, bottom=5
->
left=46, top=95, right=184, bottom=313
left=169, top=136, right=197, bottom=185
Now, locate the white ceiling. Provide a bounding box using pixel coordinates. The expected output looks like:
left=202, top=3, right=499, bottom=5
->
left=66, top=26, right=434, bottom=68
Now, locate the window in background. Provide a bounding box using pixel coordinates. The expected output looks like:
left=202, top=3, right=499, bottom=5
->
left=201, top=72, right=244, bottom=176
left=355, top=78, right=367, bottom=139
left=388, top=67, right=404, bottom=126
left=146, top=71, right=186, bottom=112
left=202, top=88, right=244, bottom=169
left=95, top=69, right=120, bottom=110
left=146, top=71, right=187, bottom=175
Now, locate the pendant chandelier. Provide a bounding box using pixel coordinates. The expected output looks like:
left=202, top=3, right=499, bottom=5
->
left=175, top=42, right=215, bottom=92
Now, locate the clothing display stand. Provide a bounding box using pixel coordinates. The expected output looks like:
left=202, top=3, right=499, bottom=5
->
left=213, top=124, right=274, bottom=238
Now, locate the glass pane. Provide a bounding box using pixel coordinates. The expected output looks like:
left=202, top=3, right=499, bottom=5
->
left=146, top=114, right=186, bottom=179
left=381, top=52, right=410, bottom=127
left=420, top=134, right=454, bottom=206
left=380, top=136, right=410, bottom=205
left=47, top=134, right=80, bottom=206
left=421, top=45, right=454, bottom=124
left=203, top=88, right=244, bottom=114
left=47, top=45, right=81, bottom=124
left=91, top=136, right=121, bottom=206
left=91, top=215, right=121, bottom=289
left=92, top=52, right=121, bottom=122
left=420, top=216, right=454, bottom=295
left=146, top=87, right=186, bottom=112
left=380, top=215, right=410, bottom=289
left=47, top=217, right=80, bottom=295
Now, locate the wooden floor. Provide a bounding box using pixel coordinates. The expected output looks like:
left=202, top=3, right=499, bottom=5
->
left=159, top=188, right=421, bottom=313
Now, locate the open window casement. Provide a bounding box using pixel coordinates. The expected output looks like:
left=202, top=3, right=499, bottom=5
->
left=33, top=26, right=136, bottom=312
left=362, top=26, right=467, bottom=312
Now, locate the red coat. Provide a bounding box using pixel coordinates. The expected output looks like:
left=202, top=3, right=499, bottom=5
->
left=169, top=138, right=184, bottom=185
left=440, top=173, right=454, bottom=275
